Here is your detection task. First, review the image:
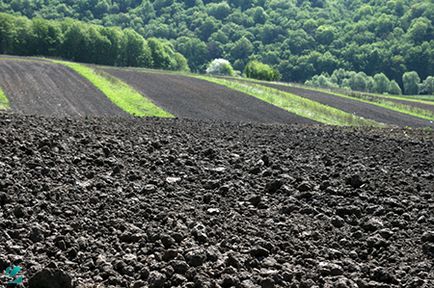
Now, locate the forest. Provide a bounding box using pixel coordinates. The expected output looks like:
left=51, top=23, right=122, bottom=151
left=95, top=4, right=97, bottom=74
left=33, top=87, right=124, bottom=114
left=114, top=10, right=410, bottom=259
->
left=0, top=12, right=189, bottom=70
left=0, top=0, right=433, bottom=91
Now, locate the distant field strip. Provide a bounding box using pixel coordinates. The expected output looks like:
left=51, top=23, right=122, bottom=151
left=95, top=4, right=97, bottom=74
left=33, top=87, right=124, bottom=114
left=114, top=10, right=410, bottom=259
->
left=230, top=76, right=434, bottom=116
left=54, top=61, right=173, bottom=118
left=198, top=76, right=382, bottom=127
left=329, top=88, right=434, bottom=106
left=0, top=87, right=9, bottom=109
left=311, top=88, right=434, bottom=121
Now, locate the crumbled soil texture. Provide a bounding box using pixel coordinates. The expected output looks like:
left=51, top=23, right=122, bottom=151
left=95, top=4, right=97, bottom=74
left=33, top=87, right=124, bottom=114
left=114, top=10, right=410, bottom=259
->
left=259, top=83, right=434, bottom=127
left=0, top=60, right=127, bottom=117
left=102, top=68, right=314, bottom=124
left=0, top=113, right=433, bottom=288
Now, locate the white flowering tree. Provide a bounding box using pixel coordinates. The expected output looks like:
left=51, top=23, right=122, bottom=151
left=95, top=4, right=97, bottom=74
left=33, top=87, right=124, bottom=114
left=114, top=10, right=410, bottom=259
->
left=205, top=59, right=235, bottom=76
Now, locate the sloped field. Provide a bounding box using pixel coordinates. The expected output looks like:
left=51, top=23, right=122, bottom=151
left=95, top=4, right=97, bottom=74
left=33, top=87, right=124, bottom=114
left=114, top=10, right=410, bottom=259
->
left=102, top=68, right=315, bottom=124
left=0, top=59, right=127, bottom=117
left=0, top=113, right=433, bottom=287
left=259, top=82, right=434, bottom=127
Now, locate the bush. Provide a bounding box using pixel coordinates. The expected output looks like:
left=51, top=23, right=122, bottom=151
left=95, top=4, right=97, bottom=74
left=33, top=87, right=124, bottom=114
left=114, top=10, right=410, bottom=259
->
left=244, top=60, right=279, bottom=81
left=206, top=58, right=235, bottom=76
left=402, top=71, right=420, bottom=95
left=419, top=76, right=434, bottom=94
left=373, top=73, right=391, bottom=94
left=388, top=80, right=402, bottom=95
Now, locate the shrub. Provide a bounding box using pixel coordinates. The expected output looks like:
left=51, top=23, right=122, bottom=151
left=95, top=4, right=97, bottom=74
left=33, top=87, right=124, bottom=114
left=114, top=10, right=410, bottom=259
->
left=388, top=80, right=402, bottom=95
left=402, top=71, right=420, bottom=95
left=419, top=76, right=434, bottom=95
left=373, top=73, right=391, bottom=94
left=244, top=60, right=279, bottom=81
left=205, top=58, right=235, bottom=76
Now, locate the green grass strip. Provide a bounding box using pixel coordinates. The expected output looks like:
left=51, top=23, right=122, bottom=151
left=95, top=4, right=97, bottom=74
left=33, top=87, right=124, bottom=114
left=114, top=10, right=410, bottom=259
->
left=197, top=76, right=383, bottom=127
left=319, top=87, right=434, bottom=106
left=53, top=60, right=173, bottom=117
left=239, top=76, right=434, bottom=121
left=222, top=76, right=434, bottom=113
left=298, top=85, right=434, bottom=121
left=0, top=87, right=10, bottom=110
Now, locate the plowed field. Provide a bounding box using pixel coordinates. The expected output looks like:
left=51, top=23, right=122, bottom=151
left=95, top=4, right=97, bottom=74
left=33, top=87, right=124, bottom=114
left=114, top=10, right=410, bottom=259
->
left=0, top=60, right=127, bottom=116
left=102, top=68, right=315, bottom=124
left=259, top=82, right=433, bottom=127
left=0, top=113, right=433, bottom=287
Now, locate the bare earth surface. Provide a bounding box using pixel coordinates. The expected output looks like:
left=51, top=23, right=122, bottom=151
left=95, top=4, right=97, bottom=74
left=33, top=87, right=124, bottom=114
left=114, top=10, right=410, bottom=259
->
left=102, top=68, right=315, bottom=124
left=0, top=60, right=127, bottom=117
left=260, top=82, right=434, bottom=127
left=377, top=97, right=434, bottom=113
left=0, top=113, right=433, bottom=288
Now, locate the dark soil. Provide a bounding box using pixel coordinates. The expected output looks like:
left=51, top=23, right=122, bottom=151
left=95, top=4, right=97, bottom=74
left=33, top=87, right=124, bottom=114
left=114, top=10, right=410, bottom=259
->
left=0, top=60, right=127, bottom=117
left=0, top=112, right=433, bottom=288
left=377, top=97, right=434, bottom=113
left=259, top=83, right=434, bottom=127
left=102, top=68, right=314, bottom=124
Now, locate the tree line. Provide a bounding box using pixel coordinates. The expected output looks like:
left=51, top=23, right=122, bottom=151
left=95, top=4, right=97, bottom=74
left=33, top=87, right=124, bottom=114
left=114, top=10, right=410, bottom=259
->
left=0, top=0, right=432, bottom=85
left=305, top=69, right=434, bottom=95
left=0, top=13, right=189, bottom=71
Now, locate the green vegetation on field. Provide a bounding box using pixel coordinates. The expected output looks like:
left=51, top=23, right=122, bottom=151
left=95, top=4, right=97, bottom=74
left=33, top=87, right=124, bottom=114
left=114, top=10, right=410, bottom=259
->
left=400, top=95, right=434, bottom=102
left=55, top=60, right=172, bottom=118
left=230, top=76, right=434, bottom=120
left=343, top=91, right=434, bottom=106
left=0, top=87, right=9, bottom=110
left=197, top=76, right=382, bottom=127
left=292, top=84, right=434, bottom=122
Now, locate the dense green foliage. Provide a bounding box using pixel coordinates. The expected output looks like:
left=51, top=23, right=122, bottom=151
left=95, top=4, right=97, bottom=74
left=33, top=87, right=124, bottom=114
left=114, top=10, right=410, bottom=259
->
left=244, top=60, right=279, bottom=81
left=0, top=13, right=189, bottom=70
left=305, top=68, right=434, bottom=95
left=0, top=0, right=432, bottom=83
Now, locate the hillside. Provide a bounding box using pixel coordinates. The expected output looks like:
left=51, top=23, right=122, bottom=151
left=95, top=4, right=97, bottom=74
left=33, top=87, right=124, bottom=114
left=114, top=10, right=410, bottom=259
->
left=1, top=56, right=434, bottom=127
left=0, top=0, right=433, bottom=85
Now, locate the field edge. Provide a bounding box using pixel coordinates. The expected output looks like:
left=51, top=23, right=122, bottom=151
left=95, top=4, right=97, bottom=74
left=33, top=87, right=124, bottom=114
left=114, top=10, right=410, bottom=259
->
left=53, top=60, right=173, bottom=118
left=0, top=86, right=10, bottom=110
left=196, top=76, right=383, bottom=127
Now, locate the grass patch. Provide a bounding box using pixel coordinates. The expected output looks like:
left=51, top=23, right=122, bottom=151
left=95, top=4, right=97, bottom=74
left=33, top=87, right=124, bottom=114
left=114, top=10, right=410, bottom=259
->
left=53, top=60, right=173, bottom=117
left=238, top=77, right=434, bottom=121
left=303, top=86, right=434, bottom=121
left=0, top=87, right=9, bottom=110
left=197, top=76, right=383, bottom=127
left=325, top=87, right=434, bottom=106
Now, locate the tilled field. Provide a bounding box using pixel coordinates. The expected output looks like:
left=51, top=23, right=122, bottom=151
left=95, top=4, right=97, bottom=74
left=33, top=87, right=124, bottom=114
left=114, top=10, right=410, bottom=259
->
left=101, top=68, right=314, bottom=124
left=0, top=113, right=433, bottom=288
left=259, top=83, right=434, bottom=128
left=0, top=60, right=127, bottom=117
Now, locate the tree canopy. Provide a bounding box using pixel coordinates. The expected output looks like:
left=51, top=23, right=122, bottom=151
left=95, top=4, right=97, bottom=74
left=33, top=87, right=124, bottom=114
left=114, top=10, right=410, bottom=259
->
left=0, top=13, right=189, bottom=71
left=0, top=0, right=433, bottom=84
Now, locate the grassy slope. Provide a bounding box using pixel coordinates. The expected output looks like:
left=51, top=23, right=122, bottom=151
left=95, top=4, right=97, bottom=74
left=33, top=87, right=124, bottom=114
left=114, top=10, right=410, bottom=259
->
left=197, top=76, right=382, bottom=127
left=54, top=60, right=173, bottom=118
left=302, top=86, right=434, bottom=121
left=229, top=77, right=434, bottom=121
left=0, top=87, right=9, bottom=110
